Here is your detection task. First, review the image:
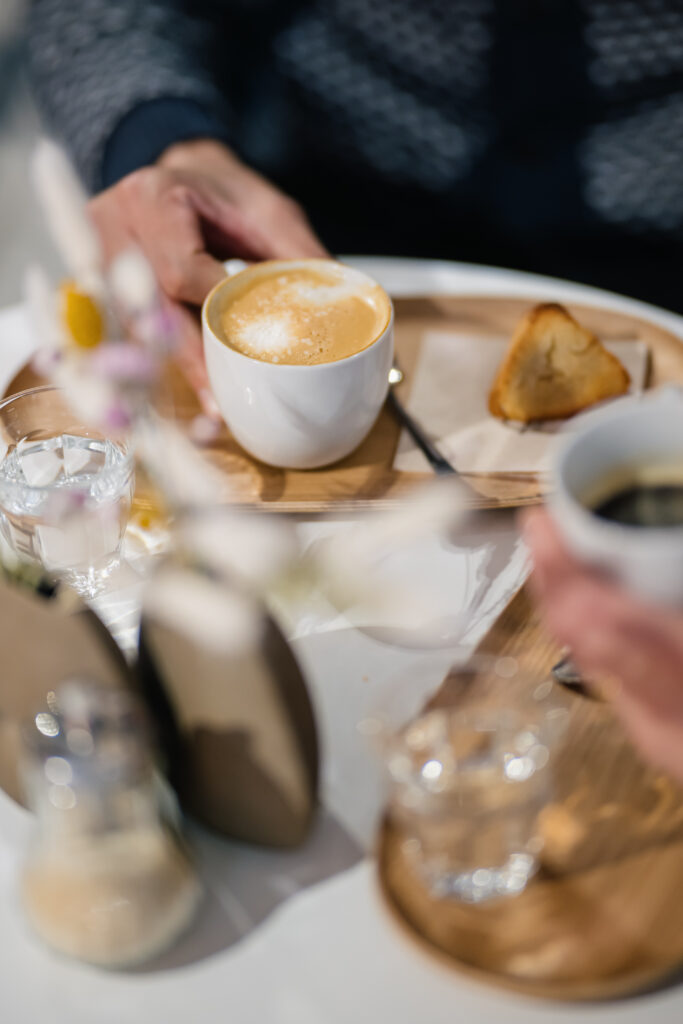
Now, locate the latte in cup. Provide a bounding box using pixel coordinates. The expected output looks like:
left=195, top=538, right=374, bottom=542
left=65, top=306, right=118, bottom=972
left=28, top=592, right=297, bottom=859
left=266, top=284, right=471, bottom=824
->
left=218, top=263, right=391, bottom=365
left=203, top=259, right=394, bottom=469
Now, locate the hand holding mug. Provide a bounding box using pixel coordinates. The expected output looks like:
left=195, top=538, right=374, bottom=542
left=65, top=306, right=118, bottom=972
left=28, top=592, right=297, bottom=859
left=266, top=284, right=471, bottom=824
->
left=525, top=388, right=683, bottom=781
left=524, top=506, right=683, bottom=783
left=88, top=139, right=327, bottom=401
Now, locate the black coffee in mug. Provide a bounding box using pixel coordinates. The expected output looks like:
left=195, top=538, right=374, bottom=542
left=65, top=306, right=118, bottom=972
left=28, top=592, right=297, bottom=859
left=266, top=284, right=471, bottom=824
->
left=587, top=464, right=683, bottom=527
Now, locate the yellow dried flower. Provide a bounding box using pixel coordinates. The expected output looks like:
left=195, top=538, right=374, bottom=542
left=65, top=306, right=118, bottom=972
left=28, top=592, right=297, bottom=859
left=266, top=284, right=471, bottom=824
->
left=60, top=281, right=104, bottom=349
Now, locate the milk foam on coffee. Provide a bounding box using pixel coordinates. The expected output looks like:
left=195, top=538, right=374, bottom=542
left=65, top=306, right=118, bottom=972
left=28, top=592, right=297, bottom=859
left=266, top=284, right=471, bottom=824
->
left=220, top=264, right=389, bottom=365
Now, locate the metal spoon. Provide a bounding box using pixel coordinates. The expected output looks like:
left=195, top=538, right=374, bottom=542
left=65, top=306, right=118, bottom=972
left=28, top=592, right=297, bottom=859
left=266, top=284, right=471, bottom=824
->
left=387, top=364, right=458, bottom=476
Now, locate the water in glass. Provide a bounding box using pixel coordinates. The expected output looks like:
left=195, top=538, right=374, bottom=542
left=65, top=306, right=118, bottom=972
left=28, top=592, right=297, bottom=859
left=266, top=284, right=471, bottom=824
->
left=386, top=706, right=550, bottom=902
left=0, top=433, right=133, bottom=594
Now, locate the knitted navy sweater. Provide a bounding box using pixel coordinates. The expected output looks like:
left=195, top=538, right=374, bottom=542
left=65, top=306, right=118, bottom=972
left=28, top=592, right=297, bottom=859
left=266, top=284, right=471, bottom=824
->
left=28, top=1, right=683, bottom=309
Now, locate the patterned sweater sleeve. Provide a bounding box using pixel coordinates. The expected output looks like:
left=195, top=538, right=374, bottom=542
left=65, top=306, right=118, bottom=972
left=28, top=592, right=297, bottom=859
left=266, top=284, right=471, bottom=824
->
left=27, top=0, right=232, bottom=193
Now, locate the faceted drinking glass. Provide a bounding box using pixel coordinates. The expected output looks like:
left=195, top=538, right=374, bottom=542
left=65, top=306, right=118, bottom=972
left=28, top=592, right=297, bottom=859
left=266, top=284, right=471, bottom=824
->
left=370, top=655, right=568, bottom=903
left=0, top=386, right=134, bottom=596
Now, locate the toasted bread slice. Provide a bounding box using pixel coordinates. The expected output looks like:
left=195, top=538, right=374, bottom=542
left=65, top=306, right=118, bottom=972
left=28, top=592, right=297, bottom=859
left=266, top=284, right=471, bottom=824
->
left=488, top=303, right=630, bottom=422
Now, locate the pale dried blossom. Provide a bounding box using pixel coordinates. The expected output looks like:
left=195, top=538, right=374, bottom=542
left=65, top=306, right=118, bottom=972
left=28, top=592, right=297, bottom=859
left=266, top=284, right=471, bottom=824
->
left=134, top=415, right=231, bottom=509
left=50, top=359, right=119, bottom=429
left=90, top=342, right=158, bottom=383
left=108, top=248, right=158, bottom=316
left=170, top=478, right=467, bottom=644
left=31, top=140, right=104, bottom=298
left=188, top=415, right=222, bottom=445
left=108, top=248, right=180, bottom=357
left=179, top=509, right=299, bottom=593
left=310, top=478, right=467, bottom=628
left=24, top=265, right=63, bottom=352
left=26, top=143, right=185, bottom=451
left=31, top=347, right=63, bottom=380
left=319, top=478, right=465, bottom=576
left=143, top=565, right=264, bottom=656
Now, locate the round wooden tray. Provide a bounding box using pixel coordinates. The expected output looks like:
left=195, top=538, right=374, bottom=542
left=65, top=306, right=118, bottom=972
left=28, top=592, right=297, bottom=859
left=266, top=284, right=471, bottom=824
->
left=377, top=588, right=683, bottom=1002
left=6, top=295, right=683, bottom=513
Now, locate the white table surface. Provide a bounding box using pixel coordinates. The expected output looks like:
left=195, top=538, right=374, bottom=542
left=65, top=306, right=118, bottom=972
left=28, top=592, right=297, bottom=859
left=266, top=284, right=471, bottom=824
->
left=2, top=257, right=683, bottom=1023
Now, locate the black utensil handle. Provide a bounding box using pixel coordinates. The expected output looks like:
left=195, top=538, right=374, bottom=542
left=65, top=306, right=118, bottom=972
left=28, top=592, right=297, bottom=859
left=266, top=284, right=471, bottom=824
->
left=387, top=389, right=457, bottom=477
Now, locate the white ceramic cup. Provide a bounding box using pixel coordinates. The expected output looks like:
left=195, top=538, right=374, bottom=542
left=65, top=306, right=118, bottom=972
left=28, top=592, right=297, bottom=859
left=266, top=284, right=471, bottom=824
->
left=550, top=387, right=683, bottom=605
left=202, top=259, right=394, bottom=469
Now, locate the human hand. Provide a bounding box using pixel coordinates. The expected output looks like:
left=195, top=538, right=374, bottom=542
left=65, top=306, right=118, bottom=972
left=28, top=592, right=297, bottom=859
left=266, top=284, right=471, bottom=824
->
left=88, top=139, right=327, bottom=406
left=522, top=506, right=683, bottom=782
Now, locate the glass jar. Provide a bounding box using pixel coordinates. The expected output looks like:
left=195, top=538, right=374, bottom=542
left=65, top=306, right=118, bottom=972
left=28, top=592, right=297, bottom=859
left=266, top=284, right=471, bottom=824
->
left=21, top=681, right=201, bottom=968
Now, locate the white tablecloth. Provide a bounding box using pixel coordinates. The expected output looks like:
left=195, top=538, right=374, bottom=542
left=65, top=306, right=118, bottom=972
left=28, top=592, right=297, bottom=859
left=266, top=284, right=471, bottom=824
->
left=2, top=258, right=683, bottom=1023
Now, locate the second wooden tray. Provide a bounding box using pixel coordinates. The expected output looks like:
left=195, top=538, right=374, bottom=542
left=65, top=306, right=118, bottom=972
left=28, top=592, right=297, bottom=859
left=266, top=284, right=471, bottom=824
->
left=378, top=587, right=683, bottom=1001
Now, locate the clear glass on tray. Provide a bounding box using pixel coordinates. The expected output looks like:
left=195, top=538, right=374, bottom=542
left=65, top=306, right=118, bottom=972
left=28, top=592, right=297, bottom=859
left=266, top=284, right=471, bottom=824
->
left=365, top=655, right=569, bottom=903
left=0, top=385, right=134, bottom=596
